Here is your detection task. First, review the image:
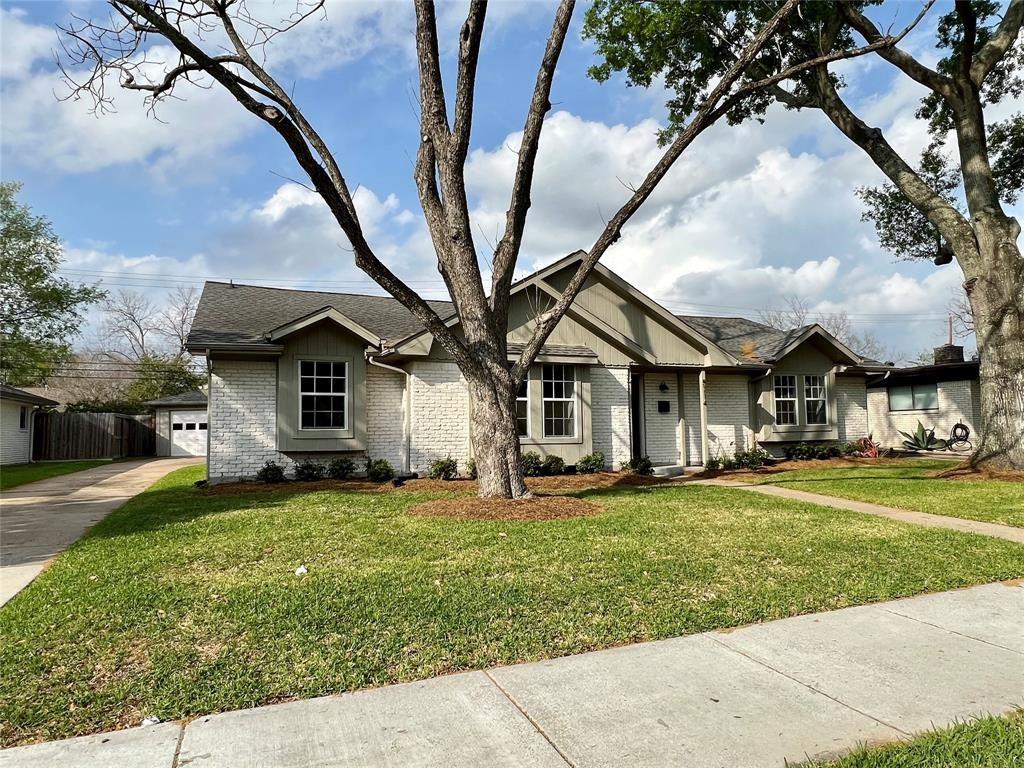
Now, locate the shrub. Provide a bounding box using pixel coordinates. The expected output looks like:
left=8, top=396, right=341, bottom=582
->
left=783, top=442, right=842, bottom=461
left=326, top=457, right=356, bottom=480
left=366, top=459, right=395, bottom=482
left=732, top=447, right=772, bottom=469
left=465, top=457, right=477, bottom=480
left=255, top=460, right=286, bottom=484
left=722, top=457, right=737, bottom=470
left=704, top=456, right=722, bottom=471
left=541, top=455, right=566, bottom=476
left=294, top=459, right=325, bottom=481
left=576, top=452, right=605, bottom=474
left=521, top=451, right=543, bottom=477
left=428, top=456, right=458, bottom=480
left=623, top=455, right=654, bottom=475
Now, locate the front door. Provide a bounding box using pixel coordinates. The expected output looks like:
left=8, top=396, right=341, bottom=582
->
left=630, top=373, right=644, bottom=460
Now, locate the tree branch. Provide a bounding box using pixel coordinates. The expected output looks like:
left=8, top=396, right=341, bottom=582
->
left=452, top=0, right=487, bottom=167
left=489, top=0, right=575, bottom=324
left=970, top=0, right=1024, bottom=85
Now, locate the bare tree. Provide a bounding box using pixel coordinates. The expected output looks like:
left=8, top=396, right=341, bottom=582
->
left=758, top=295, right=893, bottom=361
left=60, top=1, right=918, bottom=496
left=102, top=289, right=158, bottom=361
left=157, top=284, right=199, bottom=357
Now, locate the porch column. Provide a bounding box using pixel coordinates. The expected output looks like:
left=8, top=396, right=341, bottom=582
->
left=698, top=370, right=709, bottom=465
left=677, top=371, right=686, bottom=466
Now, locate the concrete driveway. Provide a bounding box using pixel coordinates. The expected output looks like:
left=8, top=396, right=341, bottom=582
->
left=0, top=457, right=202, bottom=606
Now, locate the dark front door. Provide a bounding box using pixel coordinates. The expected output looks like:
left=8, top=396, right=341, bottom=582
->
left=630, top=373, right=644, bottom=460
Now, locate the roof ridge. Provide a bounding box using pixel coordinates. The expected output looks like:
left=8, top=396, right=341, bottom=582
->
left=204, top=281, right=453, bottom=304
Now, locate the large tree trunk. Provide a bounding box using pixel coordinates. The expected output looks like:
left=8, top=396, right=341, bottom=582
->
left=965, top=213, right=1024, bottom=469
left=465, top=371, right=530, bottom=498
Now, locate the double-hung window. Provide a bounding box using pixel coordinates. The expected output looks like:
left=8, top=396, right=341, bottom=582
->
left=542, top=364, right=576, bottom=438
left=299, top=360, right=348, bottom=429
left=773, top=374, right=798, bottom=426
left=516, top=379, right=529, bottom=437
left=804, top=375, right=828, bottom=425
left=888, top=383, right=938, bottom=411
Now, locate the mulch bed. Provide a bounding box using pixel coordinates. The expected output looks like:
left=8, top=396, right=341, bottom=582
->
left=933, top=464, right=1024, bottom=482
left=408, top=495, right=604, bottom=521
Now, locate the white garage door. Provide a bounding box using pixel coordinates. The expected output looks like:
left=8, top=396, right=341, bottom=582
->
left=171, top=411, right=207, bottom=456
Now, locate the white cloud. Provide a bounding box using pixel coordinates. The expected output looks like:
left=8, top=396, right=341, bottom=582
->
left=0, top=8, right=54, bottom=80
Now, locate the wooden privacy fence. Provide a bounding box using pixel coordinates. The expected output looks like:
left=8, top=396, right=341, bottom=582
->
left=33, top=413, right=155, bottom=461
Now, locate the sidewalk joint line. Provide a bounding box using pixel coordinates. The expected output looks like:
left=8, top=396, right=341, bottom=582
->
left=483, top=670, right=577, bottom=768
left=708, top=636, right=910, bottom=737
left=170, top=722, right=186, bottom=768
left=881, top=607, right=1024, bottom=656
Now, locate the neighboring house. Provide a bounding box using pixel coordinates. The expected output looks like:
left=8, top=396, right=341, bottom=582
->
left=145, top=390, right=209, bottom=457
left=867, top=345, right=981, bottom=450
left=0, top=384, right=57, bottom=466
left=186, top=252, right=893, bottom=482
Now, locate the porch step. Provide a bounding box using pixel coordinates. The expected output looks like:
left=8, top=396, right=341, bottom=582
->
left=652, top=464, right=686, bottom=478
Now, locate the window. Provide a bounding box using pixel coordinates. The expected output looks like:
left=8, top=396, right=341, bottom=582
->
left=198, top=422, right=208, bottom=430
left=172, top=423, right=183, bottom=431
left=19, top=406, right=27, bottom=430
left=185, top=423, right=196, bottom=430
left=773, top=375, right=797, bottom=426
left=299, top=360, right=348, bottom=429
left=888, top=383, right=938, bottom=411
left=516, top=379, right=529, bottom=437
left=804, top=375, right=828, bottom=425
left=542, top=364, right=576, bottom=438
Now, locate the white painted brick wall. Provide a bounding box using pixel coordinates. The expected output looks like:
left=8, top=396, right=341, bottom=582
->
left=867, top=378, right=980, bottom=449
left=591, top=366, right=631, bottom=469
left=836, top=377, right=868, bottom=442
left=681, top=373, right=702, bottom=465
left=408, top=360, right=470, bottom=474
left=209, top=359, right=279, bottom=481
left=706, top=374, right=751, bottom=459
left=366, top=366, right=406, bottom=471
left=643, top=372, right=680, bottom=465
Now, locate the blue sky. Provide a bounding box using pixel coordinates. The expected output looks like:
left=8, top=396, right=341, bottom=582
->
left=2, top=1, right=1020, bottom=360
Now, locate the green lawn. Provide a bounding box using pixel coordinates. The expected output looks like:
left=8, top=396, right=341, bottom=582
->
left=751, top=458, right=1024, bottom=528
left=3, top=466, right=1024, bottom=745
left=808, top=710, right=1024, bottom=767
left=0, top=460, right=108, bottom=491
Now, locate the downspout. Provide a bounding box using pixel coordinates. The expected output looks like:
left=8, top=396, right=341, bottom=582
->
left=205, top=351, right=212, bottom=481
left=366, top=352, right=411, bottom=476
left=698, top=369, right=709, bottom=465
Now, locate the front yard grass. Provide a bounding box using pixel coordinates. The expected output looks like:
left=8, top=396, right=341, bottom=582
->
left=745, top=458, right=1024, bottom=528
left=3, top=465, right=1024, bottom=745
left=0, top=460, right=108, bottom=491
left=808, top=710, right=1024, bottom=767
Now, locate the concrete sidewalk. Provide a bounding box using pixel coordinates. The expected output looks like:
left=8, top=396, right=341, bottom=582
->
left=0, top=457, right=203, bottom=605
left=3, top=580, right=1021, bottom=768
left=693, top=477, right=1024, bottom=544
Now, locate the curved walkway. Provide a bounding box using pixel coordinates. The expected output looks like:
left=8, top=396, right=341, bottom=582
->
left=692, top=478, right=1024, bottom=544
left=0, top=457, right=203, bottom=606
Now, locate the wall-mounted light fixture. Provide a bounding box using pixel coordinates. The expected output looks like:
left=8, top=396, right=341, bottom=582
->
left=659, top=382, right=669, bottom=393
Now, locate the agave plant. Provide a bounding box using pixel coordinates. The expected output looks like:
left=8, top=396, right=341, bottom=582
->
left=898, top=421, right=948, bottom=452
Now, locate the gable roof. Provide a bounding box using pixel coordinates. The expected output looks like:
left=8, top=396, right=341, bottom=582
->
left=186, top=282, right=454, bottom=351
left=0, top=383, right=58, bottom=407
left=677, top=316, right=864, bottom=364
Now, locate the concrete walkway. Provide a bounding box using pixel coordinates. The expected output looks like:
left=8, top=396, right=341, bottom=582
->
left=3, top=580, right=1021, bottom=768
left=694, top=478, right=1024, bottom=544
left=0, top=457, right=203, bottom=606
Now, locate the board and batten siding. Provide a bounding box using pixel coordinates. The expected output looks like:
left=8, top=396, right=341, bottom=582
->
left=1, top=400, right=31, bottom=465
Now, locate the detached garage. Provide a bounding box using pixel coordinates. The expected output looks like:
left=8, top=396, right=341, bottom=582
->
left=147, top=390, right=209, bottom=457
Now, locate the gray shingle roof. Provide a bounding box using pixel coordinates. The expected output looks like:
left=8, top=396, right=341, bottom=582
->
left=145, top=389, right=208, bottom=407
left=675, top=315, right=810, bottom=362
left=0, top=383, right=59, bottom=407
left=186, top=282, right=455, bottom=349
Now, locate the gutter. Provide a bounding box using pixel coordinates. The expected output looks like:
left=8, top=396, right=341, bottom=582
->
left=366, top=352, right=411, bottom=476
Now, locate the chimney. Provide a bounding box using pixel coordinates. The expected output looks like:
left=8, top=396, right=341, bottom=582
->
left=933, top=344, right=964, bottom=364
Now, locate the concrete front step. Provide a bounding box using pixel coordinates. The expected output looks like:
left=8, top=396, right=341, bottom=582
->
left=652, top=464, right=687, bottom=477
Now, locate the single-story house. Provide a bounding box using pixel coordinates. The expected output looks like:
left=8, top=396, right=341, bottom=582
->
left=186, top=253, right=900, bottom=482
left=0, top=384, right=58, bottom=466
left=867, top=345, right=981, bottom=450
left=145, top=390, right=209, bottom=457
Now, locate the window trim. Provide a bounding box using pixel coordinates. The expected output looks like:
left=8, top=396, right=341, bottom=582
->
left=516, top=377, right=530, bottom=439
left=773, top=374, right=798, bottom=426
left=803, top=374, right=829, bottom=426
left=297, top=359, right=351, bottom=432
left=541, top=363, right=578, bottom=439
left=19, top=406, right=28, bottom=431
left=887, top=382, right=939, bottom=412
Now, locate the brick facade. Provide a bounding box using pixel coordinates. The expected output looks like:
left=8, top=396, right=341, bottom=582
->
left=208, top=359, right=280, bottom=481
left=590, top=366, right=631, bottom=469
left=408, top=360, right=471, bottom=474
left=643, top=371, right=680, bottom=465
left=365, top=365, right=406, bottom=471
left=705, top=374, right=752, bottom=459
left=867, top=378, right=980, bottom=449
left=836, top=377, right=868, bottom=442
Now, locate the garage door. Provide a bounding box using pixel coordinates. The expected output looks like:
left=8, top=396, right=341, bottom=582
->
left=171, top=411, right=207, bottom=456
